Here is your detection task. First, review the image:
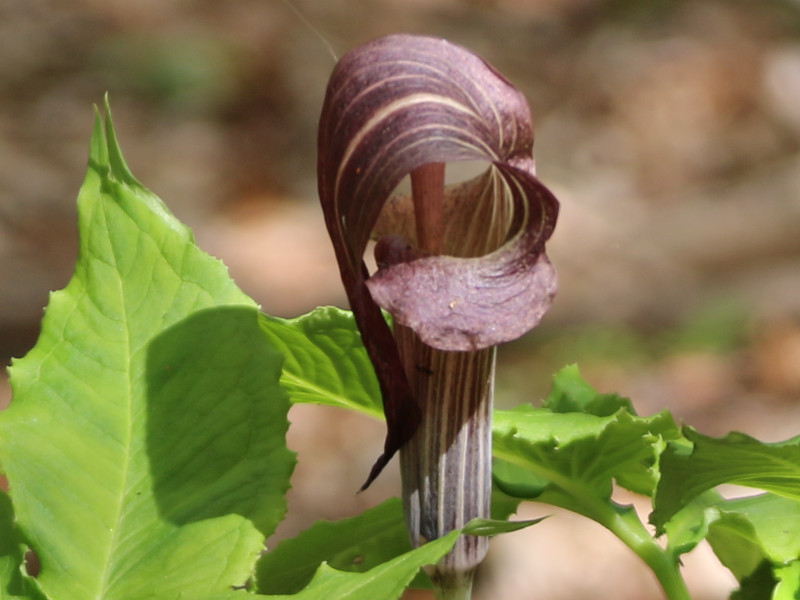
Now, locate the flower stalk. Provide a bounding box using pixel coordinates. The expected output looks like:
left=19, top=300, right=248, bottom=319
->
left=317, top=32, right=560, bottom=599
left=394, top=164, right=495, bottom=597
left=397, top=325, right=494, bottom=598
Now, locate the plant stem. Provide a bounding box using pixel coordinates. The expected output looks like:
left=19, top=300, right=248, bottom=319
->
left=397, top=328, right=494, bottom=596
left=607, top=509, right=691, bottom=600
left=566, top=492, right=692, bottom=600
left=434, top=577, right=474, bottom=600
left=646, top=551, right=692, bottom=600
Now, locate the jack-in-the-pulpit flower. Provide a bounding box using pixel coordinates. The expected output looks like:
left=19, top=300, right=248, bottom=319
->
left=317, top=34, right=559, bottom=598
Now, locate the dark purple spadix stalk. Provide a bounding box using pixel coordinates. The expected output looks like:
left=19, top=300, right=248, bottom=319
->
left=317, top=34, right=559, bottom=599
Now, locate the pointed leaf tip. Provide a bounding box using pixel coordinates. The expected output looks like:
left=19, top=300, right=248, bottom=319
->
left=102, top=96, right=141, bottom=187
left=88, top=105, right=108, bottom=173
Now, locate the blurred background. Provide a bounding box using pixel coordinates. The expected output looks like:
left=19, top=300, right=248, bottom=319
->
left=1, top=0, right=800, bottom=598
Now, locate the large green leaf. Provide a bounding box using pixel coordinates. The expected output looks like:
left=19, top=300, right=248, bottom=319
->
left=259, top=309, right=382, bottom=419
left=653, top=428, right=800, bottom=531
left=0, top=101, right=294, bottom=600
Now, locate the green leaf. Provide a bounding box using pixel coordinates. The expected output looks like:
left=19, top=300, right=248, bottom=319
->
left=492, top=402, right=677, bottom=505
left=256, top=498, right=412, bottom=595
left=730, top=560, right=777, bottom=600
left=0, top=101, right=294, bottom=600
left=695, top=492, right=800, bottom=597
left=543, top=364, right=635, bottom=416
left=491, top=459, right=550, bottom=499
left=185, top=594, right=255, bottom=600
left=259, top=308, right=383, bottom=419
left=707, top=512, right=766, bottom=581
left=774, top=561, right=800, bottom=600
left=653, top=428, right=800, bottom=531
left=661, top=489, right=725, bottom=560
left=490, top=483, right=524, bottom=522
left=256, top=489, right=531, bottom=596
left=710, top=494, right=800, bottom=567
left=462, top=516, right=545, bottom=536
left=490, top=367, right=689, bottom=598
left=261, top=530, right=460, bottom=600
left=662, top=491, right=800, bottom=598
left=0, top=489, right=29, bottom=599
left=492, top=368, right=674, bottom=504
left=0, top=491, right=19, bottom=591
left=499, top=364, right=679, bottom=500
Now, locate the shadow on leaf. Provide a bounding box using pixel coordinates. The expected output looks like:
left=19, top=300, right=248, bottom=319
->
left=145, top=306, right=295, bottom=536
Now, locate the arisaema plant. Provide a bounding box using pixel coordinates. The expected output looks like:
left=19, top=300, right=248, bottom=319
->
left=317, top=34, right=559, bottom=598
